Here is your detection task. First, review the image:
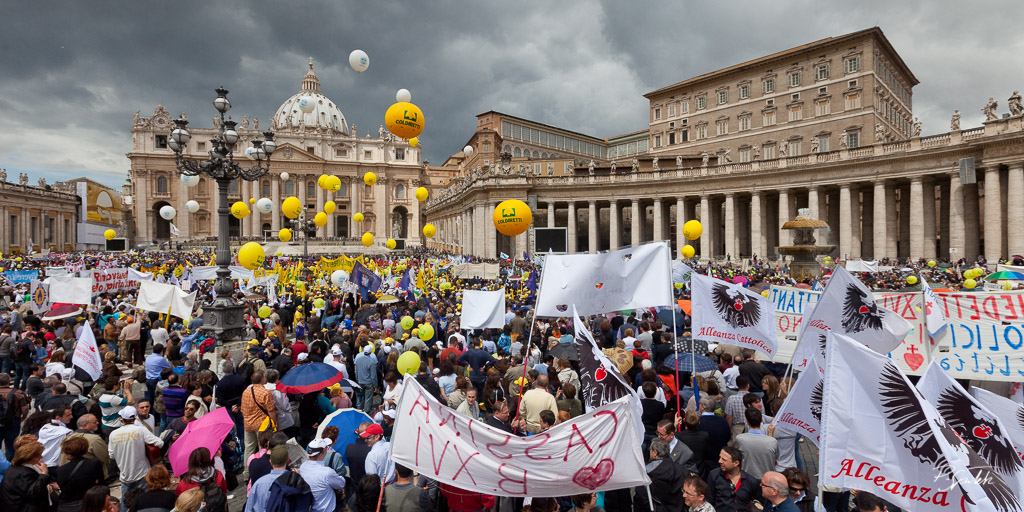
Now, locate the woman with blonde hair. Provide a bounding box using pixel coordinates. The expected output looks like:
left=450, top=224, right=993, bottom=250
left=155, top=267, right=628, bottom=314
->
left=0, top=436, right=58, bottom=511
left=171, top=488, right=204, bottom=512
left=131, top=465, right=177, bottom=512
left=762, top=374, right=786, bottom=416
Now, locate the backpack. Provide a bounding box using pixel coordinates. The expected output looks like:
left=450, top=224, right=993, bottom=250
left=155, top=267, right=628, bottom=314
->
left=0, top=389, right=17, bottom=427
left=199, top=477, right=227, bottom=512
left=237, top=359, right=255, bottom=385
left=265, top=470, right=314, bottom=512
left=14, top=338, right=32, bottom=360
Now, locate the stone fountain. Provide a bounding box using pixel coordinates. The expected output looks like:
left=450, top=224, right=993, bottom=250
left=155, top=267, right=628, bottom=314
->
left=776, top=208, right=836, bottom=281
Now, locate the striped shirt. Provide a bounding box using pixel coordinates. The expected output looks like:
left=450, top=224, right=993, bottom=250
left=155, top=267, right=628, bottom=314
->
left=99, top=393, right=127, bottom=428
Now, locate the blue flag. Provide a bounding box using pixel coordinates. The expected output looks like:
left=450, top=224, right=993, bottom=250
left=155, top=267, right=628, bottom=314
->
left=526, top=270, right=537, bottom=299
left=398, top=268, right=415, bottom=301
left=350, top=261, right=382, bottom=293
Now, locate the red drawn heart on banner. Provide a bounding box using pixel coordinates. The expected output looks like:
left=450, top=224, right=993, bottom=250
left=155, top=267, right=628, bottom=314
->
left=903, top=352, right=924, bottom=371
left=572, top=458, right=615, bottom=489
left=595, top=367, right=607, bottom=381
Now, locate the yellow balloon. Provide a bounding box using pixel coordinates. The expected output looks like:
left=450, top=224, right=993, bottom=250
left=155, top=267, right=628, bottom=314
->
left=1005, top=281, right=1014, bottom=291
left=906, top=275, right=918, bottom=285
left=317, top=174, right=330, bottom=189
left=384, top=102, right=425, bottom=140
left=401, top=316, right=414, bottom=330
left=492, top=199, right=532, bottom=236
left=258, top=305, right=272, bottom=318
left=761, top=290, right=770, bottom=298
left=409, top=137, right=419, bottom=148
left=423, top=223, right=436, bottom=238
left=674, top=282, right=684, bottom=290
left=104, top=229, right=116, bottom=241
left=362, top=232, right=374, bottom=247
left=683, top=220, right=703, bottom=240
left=354, top=212, right=365, bottom=223
left=324, top=201, right=336, bottom=214
left=386, top=238, right=397, bottom=250
left=231, top=201, right=250, bottom=219
left=363, top=172, right=377, bottom=186
left=397, top=351, right=420, bottom=375
left=282, top=196, right=302, bottom=219
left=237, top=242, right=265, bottom=270
left=248, top=198, right=256, bottom=204
left=680, top=244, right=696, bottom=258
left=418, top=324, right=434, bottom=341
left=415, top=187, right=428, bottom=202
left=278, top=228, right=292, bottom=242
left=964, top=278, right=977, bottom=289
left=927, top=260, right=936, bottom=268
left=326, top=175, right=341, bottom=192
left=314, top=212, right=328, bottom=227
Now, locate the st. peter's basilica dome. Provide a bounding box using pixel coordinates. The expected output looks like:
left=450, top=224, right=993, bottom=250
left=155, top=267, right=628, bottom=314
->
left=271, top=61, right=349, bottom=135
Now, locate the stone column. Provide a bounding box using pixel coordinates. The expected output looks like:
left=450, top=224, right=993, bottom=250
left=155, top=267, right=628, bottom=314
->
left=588, top=201, right=598, bottom=254
left=609, top=200, right=620, bottom=250
left=251, top=181, right=261, bottom=236
left=872, top=181, right=886, bottom=259
left=315, top=184, right=325, bottom=237
left=984, top=167, right=1004, bottom=262
left=808, top=186, right=820, bottom=220
left=724, top=193, right=736, bottom=258
left=630, top=199, right=641, bottom=247
left=751, top=192, right=764, bottom=259
left=1008, top=163, right=1024, bottom=257
left=653, top=198, right=663, bottom=242
left=850, top=187, right=862, bottom=258
left=962, top=181, right=979, bottom=261
left=885, top=186, right=898, bottom=258
left=178, top=175, right=190, bottom=239
left=326, top=190, right=336, bottom=238
left=547, top=202, right=556, bottom=228
left=909, top=177, right=925, bottom=260
left=922, top=179, right=936, bottom=259
left=271, top=178, right=281, bottom=232
left=486, top=202, right=497, bottom=258
left=567, top=201, right=577, bottom=254
left=700, top=195, right=711, bottom=258
left=778, top=190, right=790, bottom=247
left=675, top=197, right=685, bottom=252
left=839, top=185, right=853, bottom=258
left=135, top=173, right=148, bottom=244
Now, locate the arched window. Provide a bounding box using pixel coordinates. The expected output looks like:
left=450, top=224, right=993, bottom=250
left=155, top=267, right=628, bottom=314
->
left=541, top=152, right=548, bottom=158
left=156, top=176, right=168, bottom=194
left=228, top=180, right=238, bottom=195
left=284, top=180, right=294, bottom=195
left=395, top=184, right=405, bottom=199
left=338, top=182, right=347, bottom=196
left=532, top=150, right=540, bottom=158
left=503, top=144, right=511, bottom=153
left=513, top=147, right=521, bottom=158
left=307, top=181, right=315, bottom=198
left=262, top=180, right=270, bottom=196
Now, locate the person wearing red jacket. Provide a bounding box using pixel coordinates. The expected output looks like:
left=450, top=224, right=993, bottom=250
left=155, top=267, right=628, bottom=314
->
left=440, top=482, right=495, bottom=512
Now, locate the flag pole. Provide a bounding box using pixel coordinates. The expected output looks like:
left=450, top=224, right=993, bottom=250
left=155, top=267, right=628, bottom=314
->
left=512, top=252, right=546, bottom=428
left=668, top=246, right=682, bottom=418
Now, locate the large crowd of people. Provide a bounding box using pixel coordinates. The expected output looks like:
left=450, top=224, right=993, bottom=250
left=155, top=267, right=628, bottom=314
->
left=0, top=247, right=1011, bottom=512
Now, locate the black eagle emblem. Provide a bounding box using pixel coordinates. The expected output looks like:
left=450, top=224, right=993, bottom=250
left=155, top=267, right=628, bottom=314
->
left=711, top=282, right=760, bottom=328
left=1017, top=406, right=1024, bottom=431
left=880, top=363, right=1021, bottom=511
left=574, top=331, right=630, bottom=411
left=817, top=334, right=828, bottom=361
left=842, top=285, right=884, bottom=333
left=809, top=379, right=824, bottom=423
left=937, top=386, right=1023, bottom=475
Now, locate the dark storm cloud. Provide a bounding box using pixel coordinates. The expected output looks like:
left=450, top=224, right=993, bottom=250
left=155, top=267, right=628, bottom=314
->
left=1, top=1, right=1022, bottom=188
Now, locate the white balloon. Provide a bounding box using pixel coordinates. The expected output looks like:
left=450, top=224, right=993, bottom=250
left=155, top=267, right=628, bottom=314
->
left=298, top=96, right=315, bottom=114
left=180, top=175, right=200, bottom=187
left=280, top=172, right=290, bottom=181
left=159, top=205, right=176, bottom=220
left=185, top=200, right=200, bottom=213
left=331, top=269, right=349, bottom=286
left=245, top=147, right=256, bottom=161
left=348, top=49, right=369, bottom=72
left=396, top=89, right=411, bottom=103
left=255, top=197, right=273, bottom=214
left=463, top=145, right=474, bottom=156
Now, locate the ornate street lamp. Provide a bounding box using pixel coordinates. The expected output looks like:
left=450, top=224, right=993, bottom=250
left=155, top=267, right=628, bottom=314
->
left=168, top=87, right=277, bottom=341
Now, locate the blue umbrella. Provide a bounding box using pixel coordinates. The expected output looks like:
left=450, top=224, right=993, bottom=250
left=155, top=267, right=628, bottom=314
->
left=314, top=408, right=375, bottom=463
left=661, top=353, right=719, bottom=373
left=276, top=362, right=344, bottom=394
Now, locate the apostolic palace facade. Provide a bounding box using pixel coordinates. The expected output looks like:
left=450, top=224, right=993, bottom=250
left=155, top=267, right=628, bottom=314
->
left=424, top=28, right=1024, bottom=263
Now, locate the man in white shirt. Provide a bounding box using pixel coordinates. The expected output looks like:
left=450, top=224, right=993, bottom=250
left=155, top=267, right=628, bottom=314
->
left=299, top=438, right=348, bottom=512
left=38, top=406, right=73, bottom=470
left=149, top=325, right=170, bottom=347
left=108, top=406, right=164, bottom=511
left=362, top=423, right=395, bottom=485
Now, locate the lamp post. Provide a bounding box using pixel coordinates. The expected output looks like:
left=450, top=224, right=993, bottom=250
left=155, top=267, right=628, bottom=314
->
left=168, top=87, right=277, bottom=342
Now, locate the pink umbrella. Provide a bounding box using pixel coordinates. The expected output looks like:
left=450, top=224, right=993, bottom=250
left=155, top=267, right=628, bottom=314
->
left=732, top=276, right=748, bottom=286
left=167, top=406, right=235, bottom=476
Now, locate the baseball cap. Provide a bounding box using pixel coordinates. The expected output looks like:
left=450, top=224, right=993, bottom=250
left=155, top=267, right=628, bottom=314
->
left=248, top=339, right=260, bottom=346
left=297, top=352, right=308, bottom=362
left=382, top=409, right=396, bottom=419
left=306, top=437, right=332, bottom=456
left=331, top=346, right=342, bottom=356
left=269, top=445, right=289, bottom=466
left=359, top=423, right=385, bottom=437
left=119, top=406, right=137, bottom=420
left=362, top=345, right=372, bottom=354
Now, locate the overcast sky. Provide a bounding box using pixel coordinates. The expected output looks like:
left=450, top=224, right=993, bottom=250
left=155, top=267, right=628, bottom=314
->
left=2, top=1, right=1022, bottom=189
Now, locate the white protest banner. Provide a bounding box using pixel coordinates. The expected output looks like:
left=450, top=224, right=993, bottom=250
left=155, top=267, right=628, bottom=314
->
left=845, top=260, right=879, bottom=272
left=390, top=376, right=649, bottom=497
left=128, top=268, right=153, bottom=283
left=820, top=332, right=1020, bottom=512
left=71, top=322, right=103, bottom=380
left=44, top=267, right=68, bottom=277
left=771, top=359, right=822, bottom=446
left=452, top=263, right=501, bottom=280
left=930, top=290, right=1024, bottom=382
left=48, top=276, right=93, bottom=305
left=136, top=280, right=196, bottom=319
left=188, top=265, right=253, bottom=280
left=82, top=268, right=147, bottom=296
left=691, top=273, right=777, bottom=357
left=918, top=361, right=1024, bottom=497
left=535, top=242, right=672, bottom=317
left=461, top=288, right=506, bottom=330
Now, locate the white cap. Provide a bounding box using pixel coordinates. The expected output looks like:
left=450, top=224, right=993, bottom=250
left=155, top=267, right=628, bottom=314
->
left=331, top=346, right=342, bottom=356
left=297, top=352, right=309, bottom=362
left=382, top=409, right=397, bottom=419
left=119, top=406, right=137, bottom=420
left=363, top=345, right=372, bottom=354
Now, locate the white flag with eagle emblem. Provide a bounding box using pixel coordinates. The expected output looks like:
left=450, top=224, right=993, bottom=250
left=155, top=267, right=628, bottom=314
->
left=770, top=359, right=823, bottom=445
left=821, top=332, right=1021, bottom=512
left=71, top=320, right=103, bottom=380
left=971, top=387, right=1024, bottom=476
left=918, top=361, right=1024, bottom=498
left=691, top=272, right=777, bottom=358
left=793, top=265, right=912, bottom=372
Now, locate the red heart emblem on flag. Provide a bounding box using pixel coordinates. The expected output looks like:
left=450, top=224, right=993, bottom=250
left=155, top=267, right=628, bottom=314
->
left=903, top=352, right=924, bottom=371
left=973, top=425, right=993, bottom=439
left=595, top=367, right=607, bottom=381
left=859, top=305, right=869, bottom=314
left=572, top=459, right=615, bottom=489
